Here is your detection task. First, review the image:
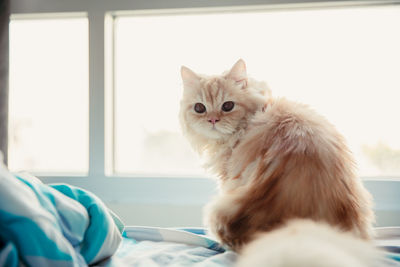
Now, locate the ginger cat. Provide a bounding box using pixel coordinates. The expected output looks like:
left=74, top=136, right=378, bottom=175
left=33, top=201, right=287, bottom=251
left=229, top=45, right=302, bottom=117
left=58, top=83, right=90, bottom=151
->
left=179, top=59, right=374, bottom=252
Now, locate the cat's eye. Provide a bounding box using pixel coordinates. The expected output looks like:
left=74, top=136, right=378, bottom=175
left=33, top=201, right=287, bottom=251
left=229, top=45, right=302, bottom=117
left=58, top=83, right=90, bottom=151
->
left=222, top=101, right=235, bottom=112
left=194, top=103, right=206, bottom=113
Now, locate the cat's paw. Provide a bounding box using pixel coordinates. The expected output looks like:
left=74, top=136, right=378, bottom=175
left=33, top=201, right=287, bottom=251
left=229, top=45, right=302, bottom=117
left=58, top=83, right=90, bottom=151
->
left=204, top=196, right=247, bottom=251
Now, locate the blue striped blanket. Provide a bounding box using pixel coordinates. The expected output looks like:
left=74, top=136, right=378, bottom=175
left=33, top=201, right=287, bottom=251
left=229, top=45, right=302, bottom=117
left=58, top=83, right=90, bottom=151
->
left=0, top=165, right=123, bottom=266
left=101, top=227, right=237, bottom=266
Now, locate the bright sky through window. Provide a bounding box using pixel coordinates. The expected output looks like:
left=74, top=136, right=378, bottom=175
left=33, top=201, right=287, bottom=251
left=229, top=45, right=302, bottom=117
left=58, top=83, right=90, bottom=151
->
left=9, top=17, right=89, bottom=174
left=114, top=6, right=400, bottom=177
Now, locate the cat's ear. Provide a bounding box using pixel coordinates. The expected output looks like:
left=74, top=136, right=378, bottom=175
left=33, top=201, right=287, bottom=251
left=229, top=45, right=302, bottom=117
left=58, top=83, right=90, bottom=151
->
left=181, top=66, right=200, bottom=89
left=226, top=59, right=248, bottom=88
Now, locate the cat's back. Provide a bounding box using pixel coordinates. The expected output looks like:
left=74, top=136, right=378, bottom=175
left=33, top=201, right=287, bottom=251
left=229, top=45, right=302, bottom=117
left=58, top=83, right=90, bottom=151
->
left=229, top=97, right=348, bottom=177
left=252, top=97, right=341, bottom=152
left=225, top=97, right=373, bottom=239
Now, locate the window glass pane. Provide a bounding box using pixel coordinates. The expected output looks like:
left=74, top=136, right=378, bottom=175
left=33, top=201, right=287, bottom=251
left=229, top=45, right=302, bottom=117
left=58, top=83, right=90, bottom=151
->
left=114, top=6, right=400, bottom=177
left=9, top=17, right=89, bottom=174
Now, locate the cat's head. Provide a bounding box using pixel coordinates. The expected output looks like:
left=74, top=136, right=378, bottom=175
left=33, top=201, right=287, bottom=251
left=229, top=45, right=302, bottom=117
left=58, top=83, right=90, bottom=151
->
left=179, top=59, right=270, bottom=149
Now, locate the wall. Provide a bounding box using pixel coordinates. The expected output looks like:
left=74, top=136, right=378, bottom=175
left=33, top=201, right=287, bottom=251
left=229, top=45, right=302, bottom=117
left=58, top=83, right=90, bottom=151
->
left=107, top=203, right=204, bottom=227
left=106, top=202, right=400, bottom=228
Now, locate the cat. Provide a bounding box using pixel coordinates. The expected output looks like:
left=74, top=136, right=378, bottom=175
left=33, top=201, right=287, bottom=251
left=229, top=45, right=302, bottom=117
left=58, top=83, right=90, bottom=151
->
left=236, top=219, right=384, bottom=267
left=179, top=59, right=374, bottom=253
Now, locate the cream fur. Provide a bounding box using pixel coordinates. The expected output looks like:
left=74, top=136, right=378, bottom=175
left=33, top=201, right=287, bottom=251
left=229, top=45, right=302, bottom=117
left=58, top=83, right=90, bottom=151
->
left=236, top=219, right=384, bottom=267
left=179, top=60, right=375, bottom=261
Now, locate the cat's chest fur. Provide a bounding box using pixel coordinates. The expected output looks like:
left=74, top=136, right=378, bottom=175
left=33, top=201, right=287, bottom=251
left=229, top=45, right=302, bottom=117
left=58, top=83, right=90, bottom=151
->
left=205, top=116, right=258, bottom=190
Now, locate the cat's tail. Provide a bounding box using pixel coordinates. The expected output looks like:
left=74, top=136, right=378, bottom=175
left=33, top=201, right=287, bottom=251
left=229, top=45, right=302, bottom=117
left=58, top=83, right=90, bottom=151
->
left=235, top=219, right=393, bottom=267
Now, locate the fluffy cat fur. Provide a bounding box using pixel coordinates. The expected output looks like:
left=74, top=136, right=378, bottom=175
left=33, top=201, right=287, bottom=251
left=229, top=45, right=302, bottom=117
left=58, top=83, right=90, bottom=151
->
left=179, top=59, right=374, bottom=254
left=236, top=219, right=384, bottom=267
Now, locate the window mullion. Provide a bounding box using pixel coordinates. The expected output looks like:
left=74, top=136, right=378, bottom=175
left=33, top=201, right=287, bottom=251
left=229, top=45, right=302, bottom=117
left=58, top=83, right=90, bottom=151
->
left=88, top=11, right=106, bottom=178
left=0, top=0, right=9, bottom=165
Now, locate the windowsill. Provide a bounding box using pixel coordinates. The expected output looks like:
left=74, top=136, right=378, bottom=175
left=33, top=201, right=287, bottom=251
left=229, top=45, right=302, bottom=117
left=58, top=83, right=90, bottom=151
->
left=38, top=175, right=218, bottom=205
left=35, top=175, right=400, bottom=227
left=36, top=175, right=400, bottom=208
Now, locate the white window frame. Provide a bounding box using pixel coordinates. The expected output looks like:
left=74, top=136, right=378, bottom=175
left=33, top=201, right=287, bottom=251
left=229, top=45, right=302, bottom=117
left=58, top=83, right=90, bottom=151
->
left=9, top=0, right=400, bottom=221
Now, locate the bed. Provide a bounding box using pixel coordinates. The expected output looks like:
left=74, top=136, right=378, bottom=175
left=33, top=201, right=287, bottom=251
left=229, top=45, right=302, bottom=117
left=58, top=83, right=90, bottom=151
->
left=99, top=227, right=236, bottom=266
left=0, top=163, right=399, bottom=267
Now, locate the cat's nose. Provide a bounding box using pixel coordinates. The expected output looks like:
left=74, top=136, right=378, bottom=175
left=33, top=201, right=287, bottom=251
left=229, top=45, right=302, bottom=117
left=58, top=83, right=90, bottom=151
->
left=208, top=118, right=220, bottom=125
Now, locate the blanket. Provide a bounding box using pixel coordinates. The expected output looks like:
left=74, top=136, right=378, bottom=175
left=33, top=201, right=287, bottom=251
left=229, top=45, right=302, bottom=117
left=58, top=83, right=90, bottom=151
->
left=0, top=163, right=123, bottom=267
left=99, top=227, right=236, bottom=266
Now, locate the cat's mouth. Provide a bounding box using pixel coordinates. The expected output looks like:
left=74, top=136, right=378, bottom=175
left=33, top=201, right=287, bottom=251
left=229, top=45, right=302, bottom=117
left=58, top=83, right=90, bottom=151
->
left=209, top=125, right=220, bottom=134
left=199, top=124, right=223, bottom=139
left=210, top=123, right=224, bottom=133
left=205, top=123, right=234, bottom=139
left=195, top=121, right=233, bottom=139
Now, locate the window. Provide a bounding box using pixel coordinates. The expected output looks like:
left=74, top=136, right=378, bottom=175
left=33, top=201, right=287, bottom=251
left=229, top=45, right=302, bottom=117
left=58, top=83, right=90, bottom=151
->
left=8, top=1, right=400, bottom=227
left=113, top=6, right=400, bottom=177
left=113, top=15, right=204, bottom=176
left=9, top=16, right=89, bottom=174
